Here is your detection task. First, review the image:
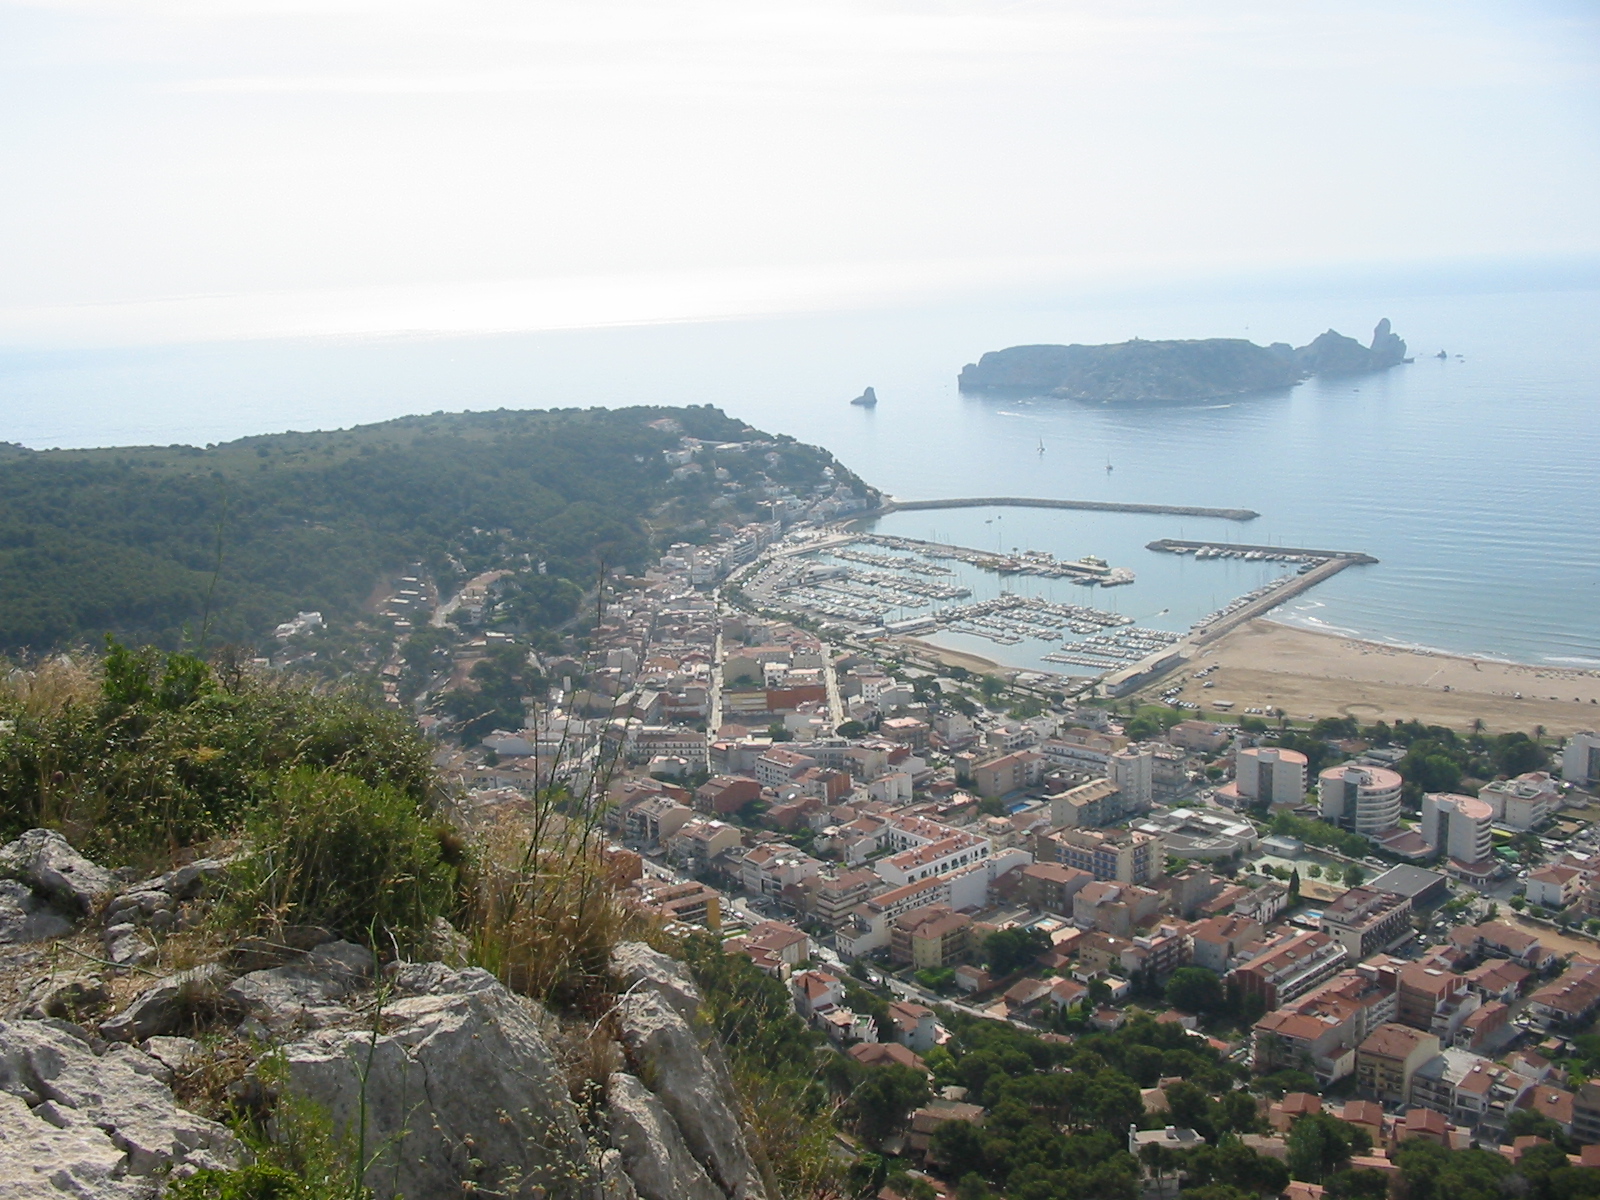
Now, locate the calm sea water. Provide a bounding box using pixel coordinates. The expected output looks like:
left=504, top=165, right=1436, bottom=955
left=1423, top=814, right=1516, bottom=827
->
left=2, top=282, right=1597, bottom=667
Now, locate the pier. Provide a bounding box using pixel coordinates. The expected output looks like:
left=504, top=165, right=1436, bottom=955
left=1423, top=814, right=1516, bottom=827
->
left=871, top=496, right=1259, bottom=521
left=1146, top=538, right=1377, bottom=563
left=1099, top=549, right=1377, bottom=696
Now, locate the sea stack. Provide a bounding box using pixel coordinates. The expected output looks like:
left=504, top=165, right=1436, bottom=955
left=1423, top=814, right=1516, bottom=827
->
left=851, top=386, right=878, bottom=407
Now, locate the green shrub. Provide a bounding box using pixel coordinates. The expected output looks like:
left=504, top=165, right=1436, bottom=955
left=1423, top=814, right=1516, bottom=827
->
left=0, top=650, right=436, bottom=863
left=165, top=1166, right=309, bottom=1200
left=218, top=767, right=456, bottom=951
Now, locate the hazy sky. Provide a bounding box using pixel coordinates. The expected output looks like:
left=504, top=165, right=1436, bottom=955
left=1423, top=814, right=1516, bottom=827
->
left=1, top=0, right=1596, bottom=344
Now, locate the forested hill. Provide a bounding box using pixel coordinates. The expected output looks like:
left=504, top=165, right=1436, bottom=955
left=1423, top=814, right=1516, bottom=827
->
left=0, top=406, right=873, bottom=653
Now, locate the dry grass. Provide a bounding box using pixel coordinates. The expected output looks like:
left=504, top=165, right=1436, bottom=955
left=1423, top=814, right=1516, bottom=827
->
left=465, top=808, right=642, bottom=1012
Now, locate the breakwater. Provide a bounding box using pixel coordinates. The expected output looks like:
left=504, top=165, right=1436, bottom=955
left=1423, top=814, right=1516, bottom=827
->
left=871, top=496, right=1259, bottom=521
left=1146, top=537, right=1377, bottom=563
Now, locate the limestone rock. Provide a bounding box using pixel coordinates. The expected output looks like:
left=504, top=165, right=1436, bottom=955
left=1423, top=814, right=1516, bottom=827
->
left=615, top=991, right=760, bottom=1200
left=104, top=925, right=157, bottom=970
left=141, top=1036, right=202, bottom=1076
left=0, top=1089, right=147, bottom=1200
left=0, top=879, right=76, bottom=945
left=0, top=829, right=114, bottom=915
left=611, top=941, right=703, bottom=1024
left=99, top=964, right=231, bottom=1043
left=0, top=1017, right=241, bottom=1181
left=224, top=951, right=364, bottom=1032
left=104, top=889, right=175, bottom=928
left=282, top=964, right=592, bottom=1200
left=607, top=1071, right=725, bottom=1200
left=599, top=1147, right=641, bottom=1200
left=424, top=916, right=472, bottom=968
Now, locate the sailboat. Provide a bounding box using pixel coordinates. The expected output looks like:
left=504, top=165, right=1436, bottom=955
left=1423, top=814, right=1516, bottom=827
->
left=1037, top=437, right=1045, bottom=456
left=1105, top=456, right=1114, bottom=474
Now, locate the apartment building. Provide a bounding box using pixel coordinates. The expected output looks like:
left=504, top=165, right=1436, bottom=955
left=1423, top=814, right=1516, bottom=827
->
left=1421, top=792, right=1496, bottom=873
left=1412, top=1051, right=1534, bottom=1135
left=1526, top=864, right=1586, bottom=911
left=1019, top=862, right=1096, bottom=914
left=1191, top=914, right=1265, bottom=974
left=1047, top=778, right=1125, bottom=829
left=1121, top=923, right=1193, bottom=981
left=755, top=747, right=821, bottom=789
left=740, top=842, right=823, bottom=898
left=664, top=817, right=743, bottom=874
left=1320, top=887, right=1414, bottom=959
left=1449, top=920, right=1561, bottom=970
left=1236, top=746, right=1308, bottom=808
left=1563, top=731, right=1600, bottom=788
left=1042, top=826, right=1163, bottom=885
left=1319, top=764, right=1404, bottom=837
left=696, top=774, right=762, bottom=815
left=1356, top=1023, right=1441, bottom=1104
left=1252, top=967, right=1398, bottom=1084
left=1396, top=962, right=1481, bottom=1042
left=1478, top=773, right=1560, bottom=831
left=875, top=831, right=991, bottom=887
left=1107, top=747, right=1155, bottom=811
left=972, top=750, right=1045, bottom=799
left=803, top=868, right=884, bottom=928
left=1073, top=880, right=1162, bottom=938
left=890, top=904, right=973, bottom=969
left=1232, top=930, right=1350, bottom=1010
left=1527, top=960, right=1600, bottom=1030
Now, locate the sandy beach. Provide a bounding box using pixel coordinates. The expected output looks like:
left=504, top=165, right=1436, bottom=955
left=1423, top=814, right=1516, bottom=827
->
left=1146, top=620, right=1600, bottom=736
left=893, top=637, right=1006, bottom=677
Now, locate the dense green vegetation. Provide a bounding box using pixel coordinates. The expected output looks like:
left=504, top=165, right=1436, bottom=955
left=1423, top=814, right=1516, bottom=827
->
left=0, top=406, right=870, bottom=653
left=681, top=935, right=842, bottom=1199
left=0, top=643, right=435, bottom=865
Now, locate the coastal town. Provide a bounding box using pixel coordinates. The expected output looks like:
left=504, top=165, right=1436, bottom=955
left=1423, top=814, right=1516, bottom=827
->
left=358, top=426, right=1600, bottom=1192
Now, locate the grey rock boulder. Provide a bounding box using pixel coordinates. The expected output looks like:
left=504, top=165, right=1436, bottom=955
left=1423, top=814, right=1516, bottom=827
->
left=224, top=948, right=366, bottom=1032
left=0, top=1089, right=147, bottom=1200
left=104, top=925, right=157, bottom=970
left=99, top=964, right=232, bottom=1043
left=611, top=941, right=703, bottom=1025
left=0, top=829, right=114, bottom=915
left=141, top=1036, right=202, bottom=1076
left=615, top=991, right=761, bottom=1200
left=0, top=878, right=76, bottom=945
left=103, top=889, right=175, bottom=928
left=599, top=1147, right=640, bottom=1200
left=607, top=1071, right=724, bottom=1200
left=0, top=1017, right=241, bottom=1180
left=282, top=964, right=593, bottom=1200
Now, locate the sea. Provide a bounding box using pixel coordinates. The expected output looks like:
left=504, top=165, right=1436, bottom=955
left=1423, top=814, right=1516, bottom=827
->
left=2, top=277, right=1597, bottom=671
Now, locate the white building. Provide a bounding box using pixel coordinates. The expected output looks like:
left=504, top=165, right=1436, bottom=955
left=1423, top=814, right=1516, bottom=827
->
left=1237, top=747, right=1308, bottom=808
left=1421, top=792, right=1495, bottom=869
left=1319, top=764, right=1404, bottom=837
left=1477, top=774, right=1559, bottom=831
left=1563, top=732, right=1600, bottom=788
left=1108, top=747, right=1155, bottom=812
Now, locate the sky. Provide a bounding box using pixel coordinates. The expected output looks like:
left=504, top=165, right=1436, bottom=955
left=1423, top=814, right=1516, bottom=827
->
left=1, top=0, right=1596, bottom=345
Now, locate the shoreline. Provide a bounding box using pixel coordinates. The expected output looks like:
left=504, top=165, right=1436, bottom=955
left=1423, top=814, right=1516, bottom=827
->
left=1261, top=614, right=1599, bottom=671
left=1156, top=618, right=1600, bottom=736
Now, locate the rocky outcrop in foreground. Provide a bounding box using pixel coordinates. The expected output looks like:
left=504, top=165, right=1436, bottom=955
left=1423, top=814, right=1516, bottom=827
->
left=0, top=830, right=768, bottom=1200
left=958, top=318, right=1410, bottom=401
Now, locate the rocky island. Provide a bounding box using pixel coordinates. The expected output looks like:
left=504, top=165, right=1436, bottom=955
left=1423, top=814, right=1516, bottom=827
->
left=958, top=318, right=1409, bottom=401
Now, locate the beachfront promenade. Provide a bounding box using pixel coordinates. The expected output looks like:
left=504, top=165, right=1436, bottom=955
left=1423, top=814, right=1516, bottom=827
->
left=872, top=496, right=1260, bottom=521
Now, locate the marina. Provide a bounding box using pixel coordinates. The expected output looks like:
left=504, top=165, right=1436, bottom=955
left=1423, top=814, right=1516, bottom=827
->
left=744, top=520, right=1382, bottom=683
